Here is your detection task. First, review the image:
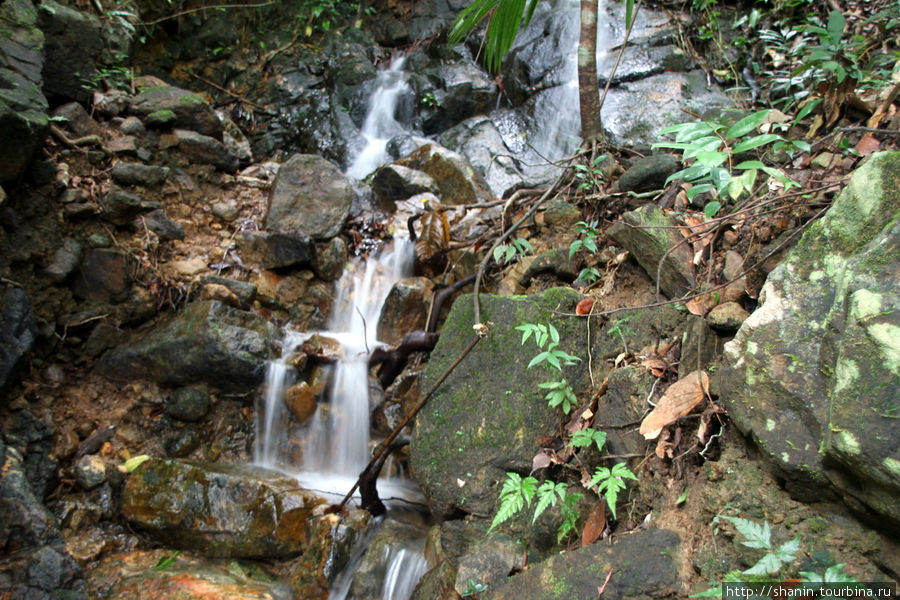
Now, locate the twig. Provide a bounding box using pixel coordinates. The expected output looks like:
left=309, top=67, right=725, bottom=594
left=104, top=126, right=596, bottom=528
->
left=139, top=1, right=276, bottom=26
left=336, top=331, right=486, bottom=512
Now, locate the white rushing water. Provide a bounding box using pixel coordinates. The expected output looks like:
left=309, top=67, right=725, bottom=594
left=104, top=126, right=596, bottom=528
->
left=346, top=55, right=411, bottom=180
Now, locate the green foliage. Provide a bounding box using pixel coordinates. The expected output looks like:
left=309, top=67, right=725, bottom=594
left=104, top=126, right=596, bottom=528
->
left=447, top=0, right=542, bottom=72
left=462, top=580, right=489, bottom=597
left=589, top=463, right=637, bottom=520
left=297, top=0, right=356, bottom=35
left=490, top=472, right=583, bottom=543
left=152, top=550, right=181, bottom=571
left=652, top=109, right=803, bottom=218
left=573, top=155, right=607, bottom=193
left=420, top=90, right=441, bottom=108
left=606, top=316, right=635, bottom=354
left=569, top=220, right=603, bottom=286
left=569, top=427, right=607, bottom=453
left=692, top=517, right=863, bottom=597
left=515, top=323, right=580, bottom=413
left=493, top=237, right=533, bottom=265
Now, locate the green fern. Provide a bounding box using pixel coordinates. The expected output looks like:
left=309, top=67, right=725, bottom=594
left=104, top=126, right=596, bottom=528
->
left=589, top=463, right=637, bottom=520
left=489, top=473, right=538, bottom=532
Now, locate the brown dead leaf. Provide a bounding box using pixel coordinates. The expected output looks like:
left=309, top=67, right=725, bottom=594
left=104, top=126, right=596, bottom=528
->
left=532, top=451, right=552, bottom=473
left=854, top=133, right=881, bottom=157
left=654, top=430, right=673, bottom=459
left=640, top=371, right=709, bottom=439
left=581, top=500, right=607, bottom=547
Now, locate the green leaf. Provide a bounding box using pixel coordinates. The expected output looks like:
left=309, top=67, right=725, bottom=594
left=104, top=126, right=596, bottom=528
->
left=826, top=9, right=845, bottom=45
left=123, top=455, right=151, bottom=473
left=676, top=486, right=689, bottom=505
left=686, top=183, right=715, bottom=201
left=704, top=200, right=722, bottom=219
left=795, top=98, right=822, bottom=123
left=490, top=473, right=538, bottom=532
left=527, top=351, right=550, bottom=369
left=533, top=481, right=565, bottom=522
left=625, top=0, right=634, bottom=28
left=153, top=551, right=181, bottom=571
left=725, top=109, right=773, bottom=139
left=724, top=517, right=771, bottom=549
left=732, top=133, right=783, bottom=154
left=734, top=160, right=766, bottom=170
left=695, top=151, right=727, bottom=168
left=725, top=177, right=745, bottom=201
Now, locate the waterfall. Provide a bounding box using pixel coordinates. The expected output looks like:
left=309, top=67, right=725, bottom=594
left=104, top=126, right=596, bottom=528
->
left=300, top=237, right=415, bottom=476
left=346, top=56, right=411, bottom=180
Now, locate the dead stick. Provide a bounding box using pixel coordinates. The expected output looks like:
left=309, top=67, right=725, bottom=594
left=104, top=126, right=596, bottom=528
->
left=337, top=333, right=484, bottom=511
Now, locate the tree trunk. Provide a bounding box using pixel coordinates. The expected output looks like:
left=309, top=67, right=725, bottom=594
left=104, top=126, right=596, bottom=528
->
left=578, top=0, right=604, bottom=146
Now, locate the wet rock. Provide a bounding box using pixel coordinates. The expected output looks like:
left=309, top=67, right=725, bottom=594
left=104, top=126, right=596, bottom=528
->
left=519, top=247, right=578, bottom=286
left=284, top=381, right=317, bottom=424
left=265, top=154, right=353, bottom=240
left=38, top=0, right=132, bottom=105
left=422, top=59, right=499, bottom=134
left=163, top=428, right=200, bottom=458
left=289, top=510, right=372, bottom=600
left=454, top=535, right=525, bottom=596
left=110, top=162, right=170, bottom=187
left=396, top=143, right=493, bottom=205
left=121, top=459, right=327, bottom=558
left=377, top=277, right=433, bottom=346
left=93, top=89, right=130, bottom=117
left=541, top=201, right=581, bottom=230
left=314, top=236, right=347, bottom=282
left=73, top=454, right=106, bottom=490
left=438, top=115, right=528, bottom=199
left=89, top=549, right=293, bottom=600
left=4, top=408, right=57, bottom=498
left=410, top=560, right=458, bottom=600
left=165, top=388, right=211, bottom=422
left=345, top=519, right=428, bottom=600
left=719, top=152, right=900, bottom=529
left=118, top=115, right=145, bottom=134
left=98, top=300, right=279, bottom=392
left=130, top=85, right=224, bottom=139
left=72, top=248, right=132, bottom=302
left=102, top=187, right=161, bottom=226
left=52, top=101, right=101, bottom=138
left=84, top=322, right=127, bottom=358
left=482, top=528, right=681, bottom=599
left=606, top=205, right=696, bottom=298
left=237, top=231, right=316, bottom=271
left=107, top=135, right=139, bottom=157
left=616, top=153, right=680, bottom=193
left=0, top=286, right=37, bottom=397
left=173, top=128, right=240, bottom=172
left=371, top=164, right=440, bottom=204
left=211, top=201, right=239, bottom=222
left=706, top=301, right=749, bottom=335
left=201, top=275, right=257, bottom=306
left=0, top=0, right=50, bottom=184
left=601, top=71, right=732, bottom=150
left=0, top=439, right=87, bottom=599
left=136, top=209, right=184, bottom=241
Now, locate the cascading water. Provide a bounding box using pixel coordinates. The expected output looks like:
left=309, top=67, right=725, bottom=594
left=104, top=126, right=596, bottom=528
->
left=346, top=56, right=412, bottom=180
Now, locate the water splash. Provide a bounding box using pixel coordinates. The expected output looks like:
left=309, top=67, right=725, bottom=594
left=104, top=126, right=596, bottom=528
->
left=346, top=56, right=411, bottom=180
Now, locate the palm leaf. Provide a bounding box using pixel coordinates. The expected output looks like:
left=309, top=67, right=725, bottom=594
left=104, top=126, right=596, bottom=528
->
left=448, top=0, right=541, bottom=72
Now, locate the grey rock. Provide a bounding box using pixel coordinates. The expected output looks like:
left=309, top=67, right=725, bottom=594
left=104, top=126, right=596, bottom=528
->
left=0, top=0, right=49, bottom=183
left=73, top=455, right=106, bottom=490
left=118, top=115, right=145, bottom=134
left=520, top=247, right=578, bottom=286
left=98, top=300, right=279, bottom=391
left=43, top=238, right=83, bottom=283
left=111, top=162, right=169, bottom=187
left=313, top=236, right=347, bottom=282
left=136, top=209, right=184, bottom=241
left=72, top=248, right=131, bottom=303
left=706, top=301, right=749, bottom=335
left=617, top=153, right=681, bottom=193
left=173, top=128, right=240, bottom=172
left=607, top=205, right=696, bottom=298
left=93, top=89, right=130, bottom=117
left=0, top=287, right=37, bottom=397
left=163, top=429, right=200, bottom=458
left=396, top=143, right=493, bottom=205
left=266, top=154, right=353, bottom=239
left=237, top=231, right=316, bottom=270
left=201, top=276, right=257, bottom=306
left=130, top=85, right=223, bottom=139
left=371, top=164, right=440, bottom=204
left=102, top=187, right=160, bottom=226
left=719, top=152, right=900, bottom=529
left=52, top=101, right=101, bottom=137
left=165, top=388, right=211, bottom=423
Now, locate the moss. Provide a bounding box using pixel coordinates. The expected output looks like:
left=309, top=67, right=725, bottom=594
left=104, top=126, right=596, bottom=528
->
left=147, top=109, right=176, bottom=123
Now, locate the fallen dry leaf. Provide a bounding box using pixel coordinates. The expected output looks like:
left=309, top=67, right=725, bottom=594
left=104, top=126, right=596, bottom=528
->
left=531, top=451, right=552, bottom=473
left=581, top=500, right=607, bottom=547
left=854, top=133, right=881, bottom=156
left=640, top=371, right=709, bottom=439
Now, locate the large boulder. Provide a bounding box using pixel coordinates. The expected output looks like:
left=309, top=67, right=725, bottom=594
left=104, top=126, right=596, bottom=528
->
left=0, top=438, right=87, bottom=599
left=409, top=287, right=684, bottom=521
left=481, top=528, right=681, bottom=600
left=265, top=154, right=353, bottom=240
left=0, top=0, right=49, bottom=183
left=37, top=0, right=132, bottom=104
left=97, top=300, right=279, bottom=392
left=719, top=152, right=900, bottom=529
left=0, top=286, right=37, bottom=399
left=130, top=84, right=224, bottom=140
left=396, top=143, right=493, bottom=205
left=121, top=459, right=327, bottom=558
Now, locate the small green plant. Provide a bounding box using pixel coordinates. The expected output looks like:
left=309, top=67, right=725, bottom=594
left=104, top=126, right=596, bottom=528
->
left=692, top=517, right=863, bottom=597
left=572, top=155, right=607, bottom=192
left=652, top=109, right=805, bottom=218
left=569, top=427, right=607, bottom=453
left=461, top=579, right=489, bottom=597
left=152, top=550, right=180, bottom=571
left=516, top=323, right=580, bottom=413
left=489, top=473, right=584, bottom=543
left=607, top=316, right=635, bottom=354
left=493, top=237, right=533, bottom=265
left=420, top=91, right=441, bottom=108
left=589, top=463, right=638, bottom=520
left=569, top=220, right=603, bottom=286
